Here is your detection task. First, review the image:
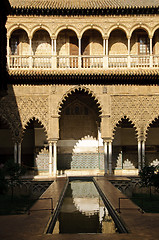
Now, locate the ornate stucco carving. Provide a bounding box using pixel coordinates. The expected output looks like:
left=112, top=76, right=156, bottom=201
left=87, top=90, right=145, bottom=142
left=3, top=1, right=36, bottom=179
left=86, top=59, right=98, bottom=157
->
left=111, top=95, right=159, bottom=140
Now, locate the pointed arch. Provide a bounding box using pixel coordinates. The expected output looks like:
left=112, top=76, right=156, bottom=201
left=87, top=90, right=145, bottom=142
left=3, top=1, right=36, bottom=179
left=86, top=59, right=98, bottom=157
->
left=145, top=116, right=159, bottom=139
left=112, top=116, right=138, bottom=140
left=22, top=117, right=48, bottom=140
left=57, top=86, right=103, bottom=116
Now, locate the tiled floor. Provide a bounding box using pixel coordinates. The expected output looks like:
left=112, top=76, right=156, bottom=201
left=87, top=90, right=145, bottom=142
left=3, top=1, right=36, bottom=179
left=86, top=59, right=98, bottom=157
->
left=0, top=176, right=159, bottom=240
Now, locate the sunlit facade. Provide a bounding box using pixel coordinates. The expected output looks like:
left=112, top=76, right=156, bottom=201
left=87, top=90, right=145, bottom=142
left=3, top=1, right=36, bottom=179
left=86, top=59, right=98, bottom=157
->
left=1, top=1, right=159, bottom=176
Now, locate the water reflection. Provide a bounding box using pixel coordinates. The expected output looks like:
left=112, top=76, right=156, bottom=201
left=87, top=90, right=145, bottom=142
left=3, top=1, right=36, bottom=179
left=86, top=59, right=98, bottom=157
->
left=53, top=181, right=118, bottom=234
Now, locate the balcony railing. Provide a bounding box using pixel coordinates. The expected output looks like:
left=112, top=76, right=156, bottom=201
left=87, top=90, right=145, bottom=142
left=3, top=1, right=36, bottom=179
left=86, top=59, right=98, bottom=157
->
left=8, top=54, right=158, bottom=70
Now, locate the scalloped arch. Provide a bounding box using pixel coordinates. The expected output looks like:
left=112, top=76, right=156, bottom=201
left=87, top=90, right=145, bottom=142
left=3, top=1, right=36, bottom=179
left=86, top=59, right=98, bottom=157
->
left=81, top=25, right=104, bottom=38
left=8, top=24, right=30, bottom=39
left=22, top=117, right=48, bottom=140
left=55, top=25, right=79, bottom=38
left=31, top=25, right=52, bottom=39
left=112, top=116, right=138, bottom=140
left=57, top=86, right=103, bottom=116
left=130, top=24, right=151, bottom=38
left=145, top=116, right=159, bottom=139
left=107, top=25, right=129, bottom=38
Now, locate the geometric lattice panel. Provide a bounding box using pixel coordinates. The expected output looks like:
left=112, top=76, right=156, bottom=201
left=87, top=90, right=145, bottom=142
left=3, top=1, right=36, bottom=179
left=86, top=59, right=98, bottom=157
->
left=58, top=153, right=104, bottom=170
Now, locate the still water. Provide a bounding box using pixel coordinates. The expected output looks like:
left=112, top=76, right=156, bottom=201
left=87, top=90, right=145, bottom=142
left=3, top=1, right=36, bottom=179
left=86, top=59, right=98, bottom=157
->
left=53, top=180, right=118, bottom=234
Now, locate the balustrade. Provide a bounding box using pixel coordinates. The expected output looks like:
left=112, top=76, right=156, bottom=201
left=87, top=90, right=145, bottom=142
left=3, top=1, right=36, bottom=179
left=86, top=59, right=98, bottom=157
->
left=8, top=54, right=159, bottom=70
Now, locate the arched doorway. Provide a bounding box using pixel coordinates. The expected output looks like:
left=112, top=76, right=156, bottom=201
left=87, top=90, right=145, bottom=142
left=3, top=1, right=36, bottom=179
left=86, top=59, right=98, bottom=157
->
left=113, top=117, right=138, bottom=175
left=58, top=89, right=103, bottom=173
left=146, top=118, right=159, bottom=166
left=0, top=117, right=13, bottom=165
left=22, top=118, right=48, bottom=175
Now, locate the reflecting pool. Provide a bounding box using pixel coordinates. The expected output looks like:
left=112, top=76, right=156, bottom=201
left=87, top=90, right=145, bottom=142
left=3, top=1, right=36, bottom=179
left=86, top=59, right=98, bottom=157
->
left=53, top=180, right=118, bottom=234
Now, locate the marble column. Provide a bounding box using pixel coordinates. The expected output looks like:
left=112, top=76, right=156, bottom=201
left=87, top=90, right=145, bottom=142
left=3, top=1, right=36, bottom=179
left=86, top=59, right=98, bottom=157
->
left=18, top=142, right=21, bottom=165
left=128, top=37, right=131, bottom=68
left=108, top=141, right=112, bottom=174
left=49, top=141, right=53, bottom=175
left=53, top=141, right=57, bottom=176
left=78, top=37, right=81, bottom=68
left=14, top=142, right=18, bottom=163
left=29, top=38, right=32, bottom=68
left=150, top=37, right=153, bottom=67
left=103, top=141, right=108, bottom=174
left=142, top=140, right=145, bottom=168
left=138, top=140, right=142, bottom=171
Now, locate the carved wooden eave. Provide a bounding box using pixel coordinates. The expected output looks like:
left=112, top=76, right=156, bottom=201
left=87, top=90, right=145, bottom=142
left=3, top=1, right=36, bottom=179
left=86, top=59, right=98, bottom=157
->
left=10, top=6, right=159, bottom=16
left=8, top=69, right=159, bottom=85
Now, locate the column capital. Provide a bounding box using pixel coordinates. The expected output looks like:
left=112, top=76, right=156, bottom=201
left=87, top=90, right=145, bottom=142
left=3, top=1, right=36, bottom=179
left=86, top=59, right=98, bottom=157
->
left=103, top=138, right=113, bottom=143
left=48, top=138, right=58, bottom=143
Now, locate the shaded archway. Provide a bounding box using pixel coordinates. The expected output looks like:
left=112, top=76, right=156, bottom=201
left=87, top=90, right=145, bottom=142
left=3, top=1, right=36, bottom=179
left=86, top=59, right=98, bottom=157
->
left=58, top=88, right=103, bottom=171
left=152, top=29, right=159, bottom=67
left=32, top=29, right=52, bottom=68
left=22, top=118, right=48, bottom=174
left=0, top=117, right=14, bottom=165
left=81, top=29, right=103, bottom=68
left=113, top=117, right=138, bottom=173
left=146, top=118, right=159, bottom=166
left=57, top=29, right=78, bottom=68
left=9, top=29, right=29, bottom=68
left=108, top=29, right=128, bottom=68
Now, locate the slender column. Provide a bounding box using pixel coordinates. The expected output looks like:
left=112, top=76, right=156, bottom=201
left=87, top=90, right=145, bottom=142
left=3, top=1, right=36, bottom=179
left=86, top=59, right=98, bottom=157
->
left=78, top=38, right=81, bottom=68
left=103, top=38, right=106, bottom=55
left=104, top=141, right=108, bottom=174
left=108, top=142, right=112, bottom=174
left=49, top=142, right=53, bottom=175
left=150, top=38, right=153, bottom=67
left=128, top=37, right=131, bottom=68
left=14, top=142, right=18, bottom=163
left=29, top=38, right=32, bottom=68
left=54, top=39, right=57, bottom=55
left=51, top=39, right=56, bottom=68
left=18, top=143, right=21, bottom=165
left=7, top=37, right=10, bottom=68
left=138, top=140, right=142, bottom=171
left=53, top=141, right=57, bottom=176
left=142, top=141, right=145, bottom=168
left=103, top=38, right=108, bottom=68
left=106, top=38, right=108, bottom=68
left=51, top=39, right=54, bottom=55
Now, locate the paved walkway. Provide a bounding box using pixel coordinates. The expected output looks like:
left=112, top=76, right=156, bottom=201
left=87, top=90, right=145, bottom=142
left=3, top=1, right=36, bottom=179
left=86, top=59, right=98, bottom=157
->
left=0, top=176, right=159, bottom=240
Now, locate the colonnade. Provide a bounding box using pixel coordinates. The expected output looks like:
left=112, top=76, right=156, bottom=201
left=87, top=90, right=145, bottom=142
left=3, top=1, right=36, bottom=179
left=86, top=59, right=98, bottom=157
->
left=13, top=140, right=58, bottom=176
left=103, top=138, right=146, bottom=175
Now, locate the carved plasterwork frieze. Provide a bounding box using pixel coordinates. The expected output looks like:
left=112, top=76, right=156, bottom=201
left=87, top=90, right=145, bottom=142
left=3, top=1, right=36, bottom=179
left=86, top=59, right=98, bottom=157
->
left=111, top=95, right=159, bottom=140
left=16, top=96, right=49, bottom=134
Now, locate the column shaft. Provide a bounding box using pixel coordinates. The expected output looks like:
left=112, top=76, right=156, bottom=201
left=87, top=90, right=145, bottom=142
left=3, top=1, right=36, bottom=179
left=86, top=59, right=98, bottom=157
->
left=18, top=143, right=21, bottom=165
left=128, top=38, right=131, bottom=68
left=53, top=141, right=57, bottom=176
left=138, top=140, right=142, bottom=171
left=104, top=141, right=108, bottom=174
left=14, top=143, right=18, bottom=163
left=142, top=141, right=145, bottom=168
left=49, top=142, right=53, bottom=175
left=108, top=142, right=112, bottom=174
